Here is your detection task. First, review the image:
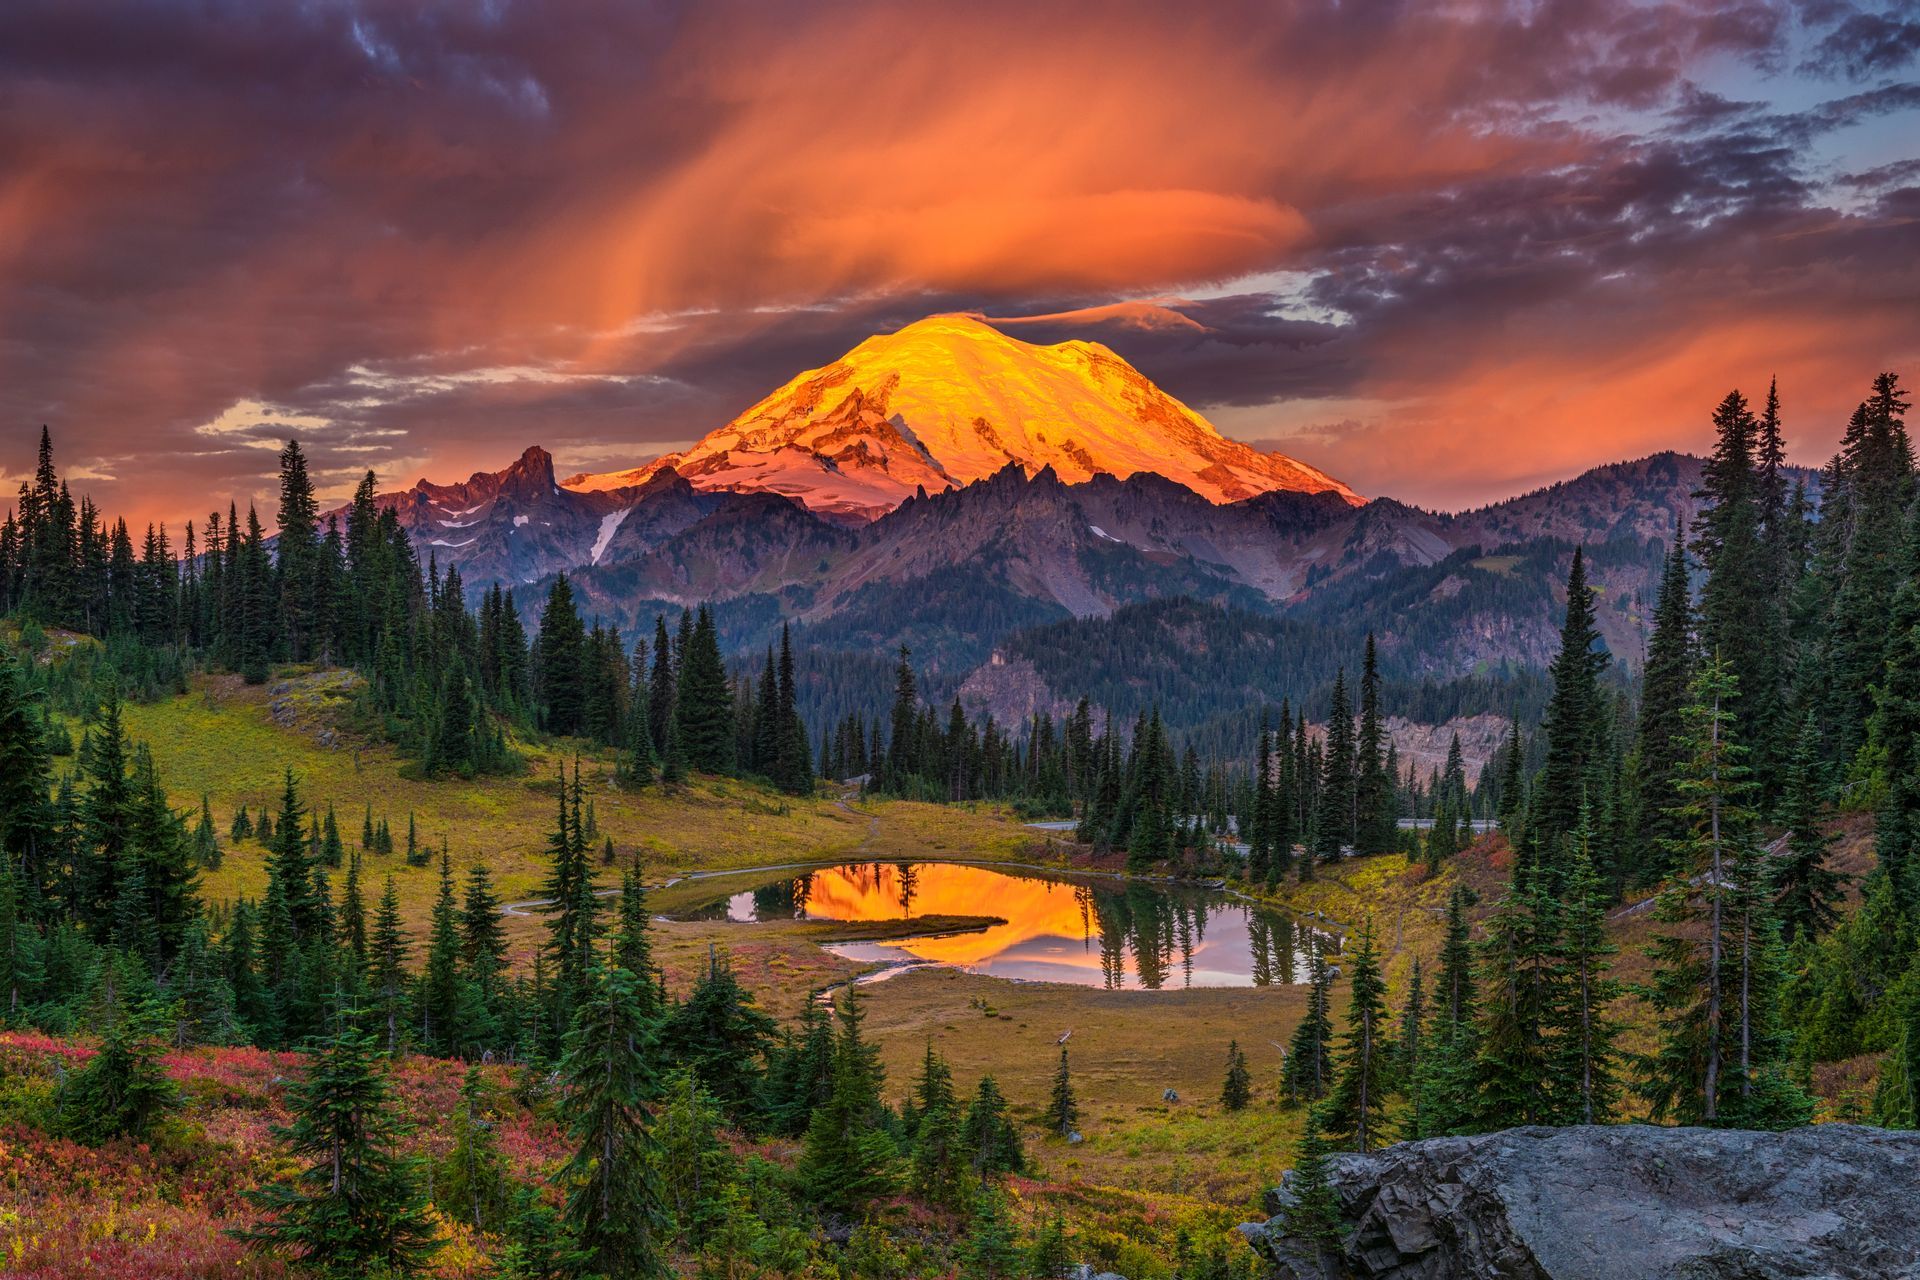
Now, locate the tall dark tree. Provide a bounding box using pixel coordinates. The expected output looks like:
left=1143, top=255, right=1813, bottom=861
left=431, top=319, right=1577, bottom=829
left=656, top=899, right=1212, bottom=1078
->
left=1312, top=670, right=1354, bottom=862
left=1536, top=549, right=1610, bottom=873
left=533, top=576, right=589, bottom=737
left=239, top=1018, right=441, bottom=1278
left=554, top=964, right=669, bottom=1280
left=1635, top=524, right=1694, bottom=881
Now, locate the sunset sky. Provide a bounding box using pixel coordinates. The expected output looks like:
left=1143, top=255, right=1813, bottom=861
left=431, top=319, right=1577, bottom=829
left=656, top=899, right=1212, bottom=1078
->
left=3, top=0, right=1918, bottom=529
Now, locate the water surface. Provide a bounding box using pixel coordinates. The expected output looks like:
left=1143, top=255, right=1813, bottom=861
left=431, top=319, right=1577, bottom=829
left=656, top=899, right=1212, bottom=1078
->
left=669, top=861, right=1325, bottom=990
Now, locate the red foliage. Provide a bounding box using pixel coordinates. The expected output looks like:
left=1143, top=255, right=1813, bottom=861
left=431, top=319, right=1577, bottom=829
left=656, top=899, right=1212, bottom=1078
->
left=0, top=1032, right=572, bottom=1278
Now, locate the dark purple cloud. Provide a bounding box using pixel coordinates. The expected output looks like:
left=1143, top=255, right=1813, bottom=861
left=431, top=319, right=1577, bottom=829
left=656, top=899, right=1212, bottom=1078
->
left=0, top=0, right=1913, bottom=518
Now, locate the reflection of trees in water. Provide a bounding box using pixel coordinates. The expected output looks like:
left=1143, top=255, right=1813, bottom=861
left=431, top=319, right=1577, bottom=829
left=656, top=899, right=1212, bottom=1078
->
left=1084, top=883, right=1217, bottom=990
left=708, top=862, right=1324, bottom=991
left=752, top=878, right=801, bottom=919
left=1244, top=912, right=1310, bottom=986
left=895, top=862, right=919, bottom=919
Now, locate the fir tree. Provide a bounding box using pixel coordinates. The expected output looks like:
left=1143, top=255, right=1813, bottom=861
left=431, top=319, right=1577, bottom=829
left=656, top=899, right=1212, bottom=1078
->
left=1537, top=549, right=1610, bottom=871
left=555, top=964, right=669, bottom=1280
left=960, top=1074, right=1025, bottom=1180
left=55, top=980, right=177, bottom=1144
left=1312, top=671, right=1354, bottom=862
left=370, top=876, right=410, bottom=1055
left=1283, top=934, right=1335, bottom=1106
left=238, top=1016, right=441, bottom=1277
left=437, top=1065, right=510, bottom=1232
left=963, top=1186, right=1024, bottom=1280
left=1320, top=918, right=1389, bottom=1151
left=1636, top=524, right=1694, bottom=879
left=1280, top=1123, right=1345, bottom=1255
left=661, top=947, right=774, bottom=1120
left=1775, top=712, right=1845, bottom=944
left=1221, top=1039, right=1252, bottom=1111
left=1047, top=1043, right=1079, bottom=1135
left=797, top=992, right=897, bottom=1212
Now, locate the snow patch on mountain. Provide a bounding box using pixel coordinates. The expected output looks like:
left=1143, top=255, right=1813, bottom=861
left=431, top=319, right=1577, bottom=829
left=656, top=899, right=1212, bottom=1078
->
left=590, top=507, right=631, bottom=565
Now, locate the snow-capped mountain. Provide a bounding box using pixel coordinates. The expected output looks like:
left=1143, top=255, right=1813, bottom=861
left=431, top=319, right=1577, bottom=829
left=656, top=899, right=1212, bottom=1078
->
left=563, top=313, right=1361, bottom=522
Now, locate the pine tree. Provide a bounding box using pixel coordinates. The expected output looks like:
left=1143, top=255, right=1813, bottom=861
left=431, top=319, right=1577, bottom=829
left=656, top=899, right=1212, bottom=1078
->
left=1775, top=712, right=1845, bottom=944
left=555, top=964, right=669, bottom=1280
left=1283, top=933, right=1335, bottom=1106
left=1280, top=1123, right=1345, bottom=1254
left=1537, top=549, right=1610, bottom=870
left=1047, top=1043, right=1079, bottom=1135
left=437, top=1065, right=510, bottom=1232
left=1221, top=1039, right=1252, bottom=1111
left=1312, top=671, right=1354, bottom=862
left=797, top=992, right=897, bottom=1212
left=238, top=1016, right=441, bottom=1277
left=1320, top=918, right=1389, bottom=1152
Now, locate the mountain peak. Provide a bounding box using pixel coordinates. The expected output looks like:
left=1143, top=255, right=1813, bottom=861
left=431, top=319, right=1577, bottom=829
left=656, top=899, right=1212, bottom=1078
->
left=567, top=313, right=1360, bottom=520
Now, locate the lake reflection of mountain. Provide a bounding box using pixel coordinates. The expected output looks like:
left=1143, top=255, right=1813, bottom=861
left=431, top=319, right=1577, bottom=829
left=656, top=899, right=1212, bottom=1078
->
left=672, top=862, right=1327, bottom=991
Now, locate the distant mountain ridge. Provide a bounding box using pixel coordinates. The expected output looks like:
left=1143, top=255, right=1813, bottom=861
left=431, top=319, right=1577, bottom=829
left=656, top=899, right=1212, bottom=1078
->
left=349, top=306, right=1795, bottom=736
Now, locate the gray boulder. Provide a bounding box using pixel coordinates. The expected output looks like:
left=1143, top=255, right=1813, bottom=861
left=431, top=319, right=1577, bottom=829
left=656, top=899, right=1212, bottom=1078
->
left=1240, top=1124, right=1920, bottom=1279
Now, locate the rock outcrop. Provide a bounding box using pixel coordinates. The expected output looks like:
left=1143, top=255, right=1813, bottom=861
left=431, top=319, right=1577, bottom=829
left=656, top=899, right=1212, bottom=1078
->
left=1240, top=1124, right=1920, bottom=1280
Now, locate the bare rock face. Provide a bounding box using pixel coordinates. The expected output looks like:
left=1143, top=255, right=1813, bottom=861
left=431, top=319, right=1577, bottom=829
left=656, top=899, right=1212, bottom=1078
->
left=1239, top=1124, right=1920, bottom=1280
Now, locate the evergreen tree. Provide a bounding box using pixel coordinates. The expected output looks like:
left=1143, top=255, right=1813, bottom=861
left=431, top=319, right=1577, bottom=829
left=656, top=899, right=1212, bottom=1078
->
left=533, top=576, right=589, bottom=737
left=421, top=851, right=463, bottom=1054
left=797, top=992, right=897, bottom=1212
left=1353, top=636, right=1396, bottom=854
left=1280, top=1123, right=1345, bottom=1255
left=1557, top=827, right=1622, bottom=1125
left=1320, top=918, right=1389, bottom=1152
left=55, top=980, right=177, bottom=1144
left=555, top=964, right=669, bottom=1280
left=1283, top=933, right=1335, bottom=1106
left=960, top=1074, right=1025, bottom=1180
left=1775, top=712, right=1845, bottom=944
left=1638, top=654, right=1809, bottom=1127
left=1312, top=671, right=1354, bottom=861
left=437, top=1065, right=510, bottom=1232
left=370, top=877, right=411, bottom=1054
left=1537, top=549, right=1610, bottom=870
left=661, top=947, right=774, bottom=1121
left=1635, top=524, right=1694, bottom=879
left=675, top=607, right=735, bottom=774
left=962, top=1186, right=1024, bottom=1280
left=1047, top=1043, right=1079, bottom=1135
left=1221, top=1039, right=1252, bottom=1111
left=238, top=1016, right=441, bottom=1278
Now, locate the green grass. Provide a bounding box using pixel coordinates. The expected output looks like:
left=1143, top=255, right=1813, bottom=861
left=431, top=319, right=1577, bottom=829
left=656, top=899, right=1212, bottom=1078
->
left=115, top=671, right=1032, bottom=935
left=1470, top=554, right=1523, bottom=576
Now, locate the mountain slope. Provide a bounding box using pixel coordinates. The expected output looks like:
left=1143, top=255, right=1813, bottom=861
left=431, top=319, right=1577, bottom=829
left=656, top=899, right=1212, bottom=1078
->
left=341, top=446, right=740, bottom=588
left=564, top=313, right=1362, bottom=520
